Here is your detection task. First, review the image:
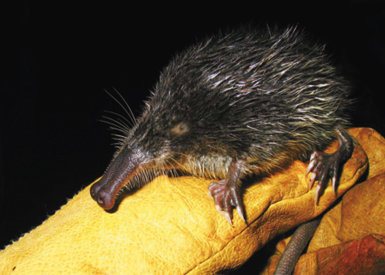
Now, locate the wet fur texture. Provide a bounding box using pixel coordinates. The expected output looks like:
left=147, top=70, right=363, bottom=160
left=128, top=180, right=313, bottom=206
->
left=109, top=27, right=351, bottom=190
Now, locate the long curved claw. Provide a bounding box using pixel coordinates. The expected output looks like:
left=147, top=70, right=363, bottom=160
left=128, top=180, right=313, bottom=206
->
left=208, top=159, right=247, bottom=225
left=308, top=150, right=343, bottom=204
left=230, top=187, right=246, bottom=222
left=306, top=129, right=354, bottom=204
left=209, top=179, right=246, bottom=225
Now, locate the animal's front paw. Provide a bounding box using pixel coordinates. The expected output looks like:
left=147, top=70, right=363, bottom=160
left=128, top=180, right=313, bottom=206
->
left=208, top=179, right=246, bottom=225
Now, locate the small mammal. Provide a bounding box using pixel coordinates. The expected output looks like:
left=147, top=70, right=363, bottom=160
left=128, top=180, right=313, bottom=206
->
left=90, top=26, right=354, bottom=273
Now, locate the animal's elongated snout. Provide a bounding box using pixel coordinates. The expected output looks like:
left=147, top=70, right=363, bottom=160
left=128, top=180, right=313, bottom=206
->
left=90, top=146, right=143, bottom=210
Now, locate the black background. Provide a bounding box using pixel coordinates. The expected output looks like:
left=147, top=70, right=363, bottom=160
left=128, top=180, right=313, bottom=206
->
left=1, top=0, right=385, bottom=270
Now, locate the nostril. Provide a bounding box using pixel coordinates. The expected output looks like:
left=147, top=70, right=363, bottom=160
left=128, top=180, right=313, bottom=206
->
left=90, top=180, right=116, bottom=210
left=97, top=197, right=105, bottom=206
left=95, top=189, right=114, bottom=210
left=97, top=191, right=106, bottom=206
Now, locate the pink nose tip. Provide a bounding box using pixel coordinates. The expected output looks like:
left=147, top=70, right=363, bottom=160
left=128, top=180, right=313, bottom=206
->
left=90, top=184, right=115, bottom=210
left=96, top=189, right=115, bottom=210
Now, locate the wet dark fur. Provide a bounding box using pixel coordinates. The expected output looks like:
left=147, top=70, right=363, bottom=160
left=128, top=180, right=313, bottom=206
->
left=111, top=26, right=351, bottom=189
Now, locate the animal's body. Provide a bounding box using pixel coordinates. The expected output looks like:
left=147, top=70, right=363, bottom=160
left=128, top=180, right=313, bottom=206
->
left=90, top=26, right=354, bottom=274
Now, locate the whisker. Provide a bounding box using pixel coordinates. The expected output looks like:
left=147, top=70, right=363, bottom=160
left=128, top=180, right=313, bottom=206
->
left=167, top=157, right=188, bottom=172
left=104, top=110, right=133, bottom=128
left=104, top=89, right=137, bottom=127
left=110, top=133, right=127, bottom=143
left=100, top=116, right=130, bottom=134
left=112, top=87, right=138, bottom=125
left=164, top=160, right=176, bottom=178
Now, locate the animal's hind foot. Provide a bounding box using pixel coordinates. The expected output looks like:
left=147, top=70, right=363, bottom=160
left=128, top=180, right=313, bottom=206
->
left=306, top=128, right=354, bottom=204
left=307, top=151, right=341, bottom=203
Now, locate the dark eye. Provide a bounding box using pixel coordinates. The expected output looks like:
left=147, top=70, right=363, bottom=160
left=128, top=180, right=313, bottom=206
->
left=171, top=122, right=189, bottom=135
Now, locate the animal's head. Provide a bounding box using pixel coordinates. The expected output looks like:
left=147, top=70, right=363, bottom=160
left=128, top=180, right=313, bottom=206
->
left=90, top=33, right=262, bottom=210
left=90, top=82, right=240, bottom=210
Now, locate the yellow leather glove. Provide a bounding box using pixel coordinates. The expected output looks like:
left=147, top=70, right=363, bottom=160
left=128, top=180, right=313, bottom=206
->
left=0, top=128, right=370, bottom=274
